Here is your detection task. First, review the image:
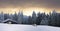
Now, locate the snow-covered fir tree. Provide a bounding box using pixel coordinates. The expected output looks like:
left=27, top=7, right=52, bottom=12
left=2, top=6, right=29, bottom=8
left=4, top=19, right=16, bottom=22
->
left=50, top=10, right=57, bottom=26
left=40, top=16, right=49, bottom=25
left=18, top=11, right=23, bottom=24
left=13, top=12, right=18, bottom=21
left=0, top=11, right=4, bottom=21
left=32, top=11, right=36, bottom=24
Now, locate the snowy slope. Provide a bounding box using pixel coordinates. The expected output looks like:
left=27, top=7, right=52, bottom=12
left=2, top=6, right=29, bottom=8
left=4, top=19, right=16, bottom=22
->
left=0, top=23, right=60, bottom=31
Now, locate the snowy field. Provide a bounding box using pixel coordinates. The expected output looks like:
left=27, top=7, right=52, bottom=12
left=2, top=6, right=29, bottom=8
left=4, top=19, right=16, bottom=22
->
left=0, top=23, right=60, bottom=31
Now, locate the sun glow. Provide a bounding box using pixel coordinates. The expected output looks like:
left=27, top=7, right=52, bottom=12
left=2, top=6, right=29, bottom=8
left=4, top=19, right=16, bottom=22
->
left=0, top=7, right=49, bottom=16
left=23, top=8, right=45, bottom=16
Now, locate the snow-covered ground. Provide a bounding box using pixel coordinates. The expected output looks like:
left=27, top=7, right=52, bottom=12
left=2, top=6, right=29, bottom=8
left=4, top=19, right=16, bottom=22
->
left=0, top=23, right=60, bottom=31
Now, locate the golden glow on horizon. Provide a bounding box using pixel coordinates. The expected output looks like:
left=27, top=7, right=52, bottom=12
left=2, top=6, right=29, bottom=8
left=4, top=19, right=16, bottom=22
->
left=0, top=7, right=51, bottom=16
left=23, top=8, right=46, bottom=16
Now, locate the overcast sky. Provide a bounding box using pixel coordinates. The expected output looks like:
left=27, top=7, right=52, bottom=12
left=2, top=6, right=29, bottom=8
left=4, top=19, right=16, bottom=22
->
left=0, top=0, right=60, bottom=16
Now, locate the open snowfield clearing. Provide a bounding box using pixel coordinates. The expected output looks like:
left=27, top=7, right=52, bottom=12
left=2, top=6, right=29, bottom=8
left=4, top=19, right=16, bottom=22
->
left=0, top=23, right=60, bottom=31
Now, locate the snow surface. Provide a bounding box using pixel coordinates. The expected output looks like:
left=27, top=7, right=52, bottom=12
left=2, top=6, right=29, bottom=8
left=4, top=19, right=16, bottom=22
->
left=0, top=23, right=60, bottom=31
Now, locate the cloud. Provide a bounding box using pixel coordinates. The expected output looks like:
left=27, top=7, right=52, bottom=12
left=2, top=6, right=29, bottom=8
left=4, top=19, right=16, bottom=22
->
left=0, top=0, right=60, bottom=9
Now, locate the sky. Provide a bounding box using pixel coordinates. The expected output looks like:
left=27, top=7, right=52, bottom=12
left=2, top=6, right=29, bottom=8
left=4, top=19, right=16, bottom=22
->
left=0, top=0, right=60, bottom=16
